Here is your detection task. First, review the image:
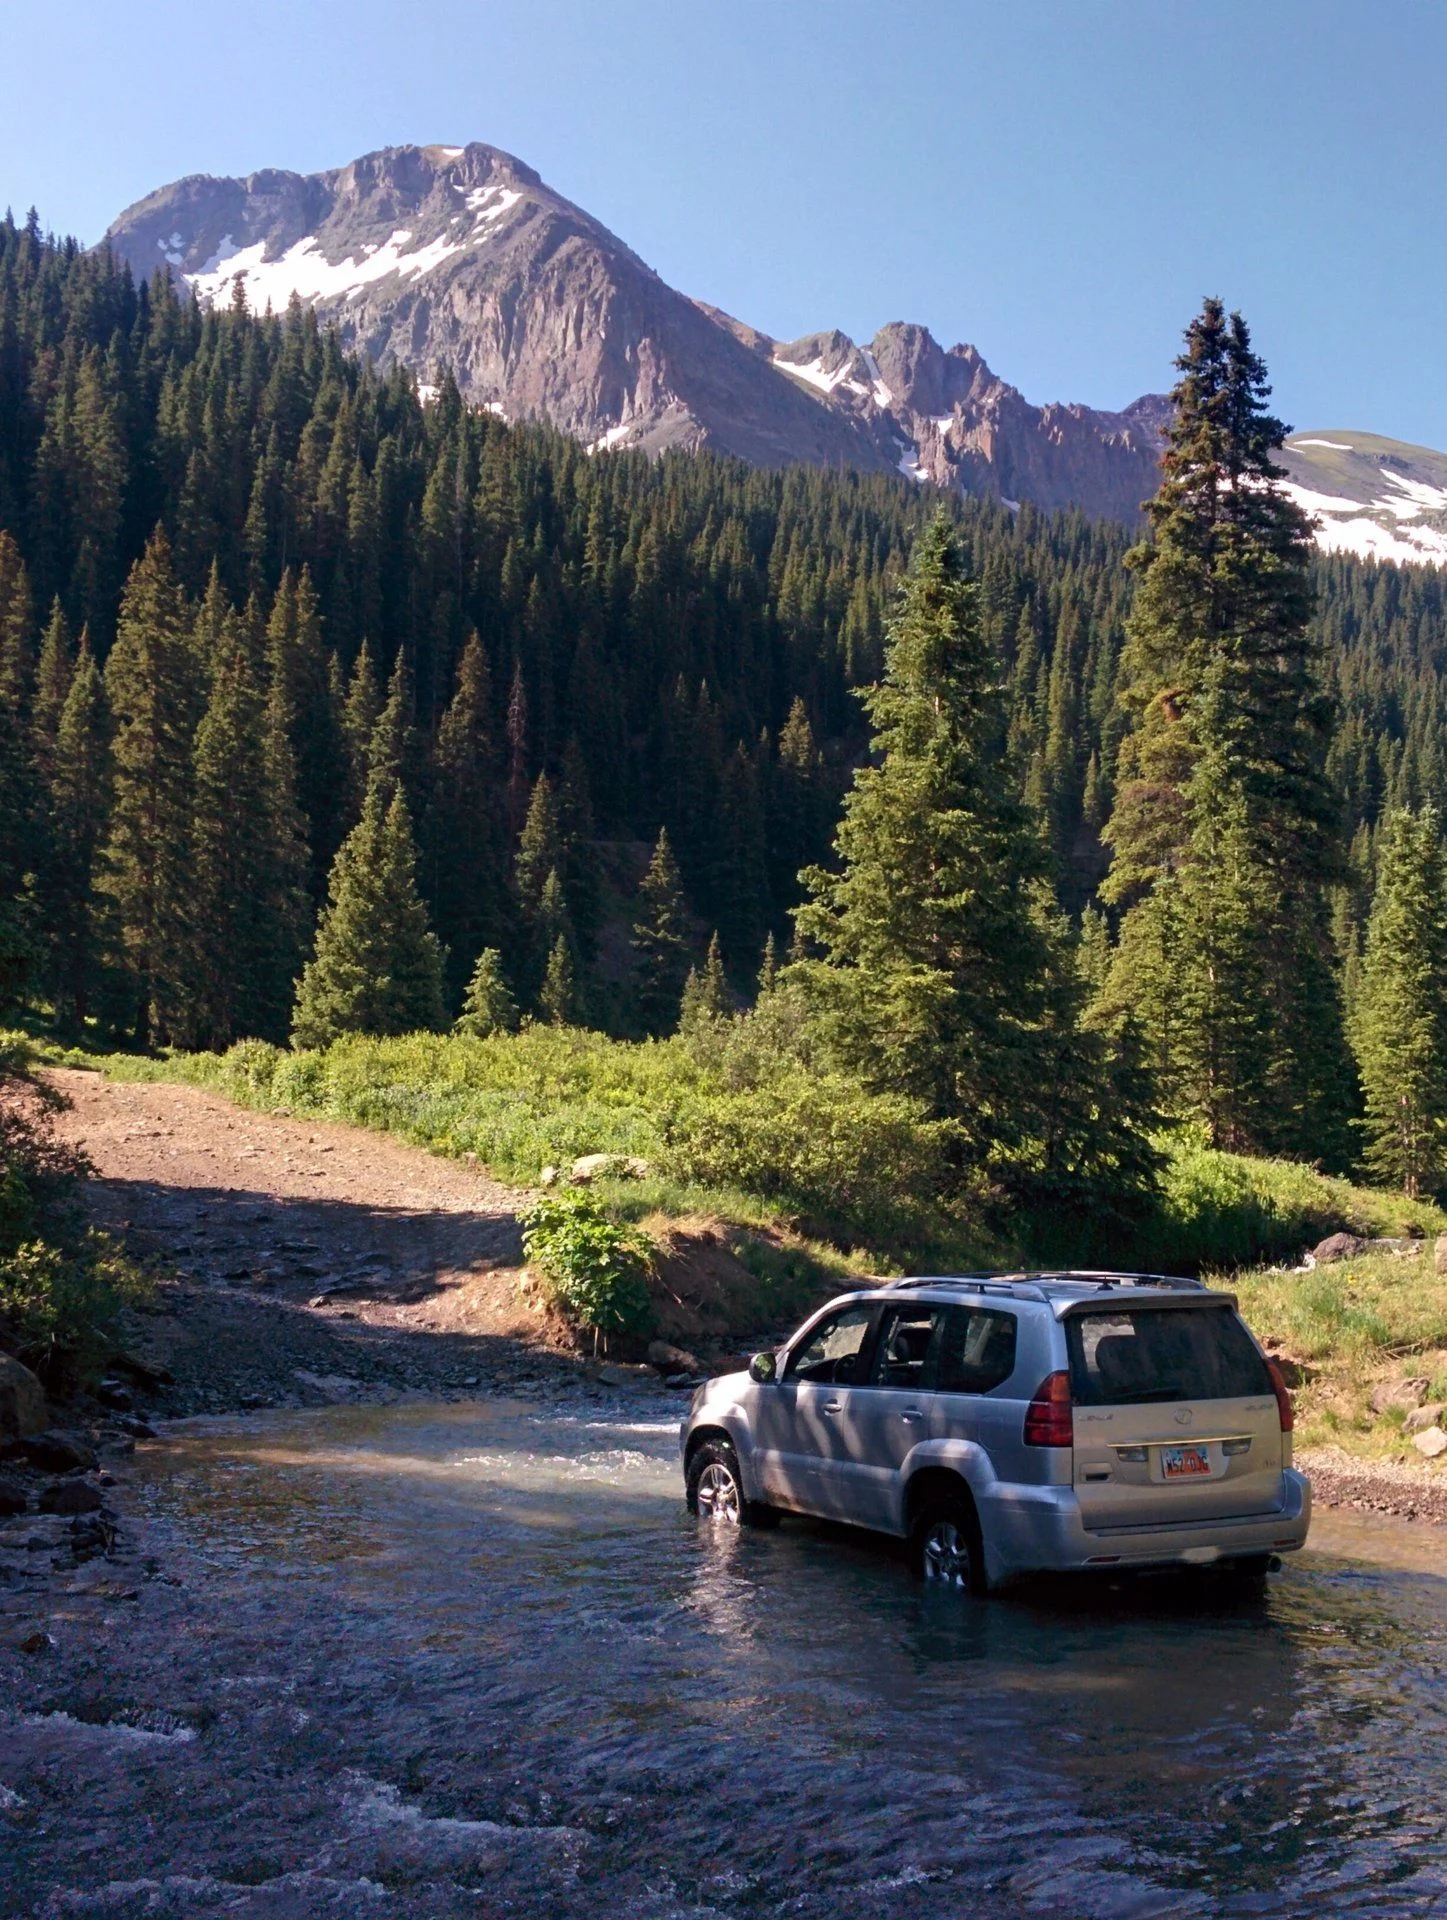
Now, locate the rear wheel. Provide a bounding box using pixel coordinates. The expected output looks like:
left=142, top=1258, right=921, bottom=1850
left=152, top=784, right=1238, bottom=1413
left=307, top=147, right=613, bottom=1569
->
left=909, top=1494, right=986, bottom=1595
left=686, top=1439, right=779, bottom=1528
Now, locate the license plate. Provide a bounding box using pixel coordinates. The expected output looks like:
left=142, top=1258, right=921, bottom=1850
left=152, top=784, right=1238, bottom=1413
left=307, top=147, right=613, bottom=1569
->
left=1161, top=1444, right=1211, bottom=1479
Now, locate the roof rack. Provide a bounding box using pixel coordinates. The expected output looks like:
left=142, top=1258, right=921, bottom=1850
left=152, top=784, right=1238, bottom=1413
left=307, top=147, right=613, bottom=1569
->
left=886, top=1269, right=1209, bottom=1296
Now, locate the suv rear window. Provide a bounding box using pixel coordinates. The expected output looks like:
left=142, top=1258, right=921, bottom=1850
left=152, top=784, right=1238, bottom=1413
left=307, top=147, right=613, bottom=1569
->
left=1065, top=1306, right=1271, bottom=1405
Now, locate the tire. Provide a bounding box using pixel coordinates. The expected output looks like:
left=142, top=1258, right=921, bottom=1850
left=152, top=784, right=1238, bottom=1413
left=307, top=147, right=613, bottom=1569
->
left=908, top=1494, right=987, bottom=1595
left=686, top=1439, right=778, bottom=1528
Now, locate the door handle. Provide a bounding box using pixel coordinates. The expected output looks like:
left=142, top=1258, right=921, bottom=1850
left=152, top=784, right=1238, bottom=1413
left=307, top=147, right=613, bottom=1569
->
left=822, top=1400, right=843, bottom=1414
left=901, top=1410, right=923, bottom=1424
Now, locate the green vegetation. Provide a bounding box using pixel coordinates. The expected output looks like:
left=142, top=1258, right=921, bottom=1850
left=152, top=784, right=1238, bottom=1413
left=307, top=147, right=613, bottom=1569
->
left=1230, top=1250, right=1447, bottom=1458
left=0, top=1033, right=149, bottom=1385
left=520, top=1191, right=655, bottom=1351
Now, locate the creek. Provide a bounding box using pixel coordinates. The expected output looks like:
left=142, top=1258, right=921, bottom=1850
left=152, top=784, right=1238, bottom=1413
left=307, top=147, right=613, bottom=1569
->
left=5, top=1395, right=1446, bottom=1918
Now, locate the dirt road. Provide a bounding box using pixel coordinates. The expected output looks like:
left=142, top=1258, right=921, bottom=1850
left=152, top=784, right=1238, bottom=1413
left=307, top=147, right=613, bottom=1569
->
left=46, top=1068, right=590, bottom=1415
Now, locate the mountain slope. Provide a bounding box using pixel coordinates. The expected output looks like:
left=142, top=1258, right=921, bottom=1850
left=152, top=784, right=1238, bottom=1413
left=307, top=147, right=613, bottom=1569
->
left=105, top=142, right=884, bottom=472
left=1278, top=432, right=1447, bottom=567
left=104, top=141, right=1168, bottom=522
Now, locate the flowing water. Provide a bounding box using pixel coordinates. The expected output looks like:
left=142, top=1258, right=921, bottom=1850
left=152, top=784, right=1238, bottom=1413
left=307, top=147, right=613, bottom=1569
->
left=6, top=1396, right=1447, bottom=1918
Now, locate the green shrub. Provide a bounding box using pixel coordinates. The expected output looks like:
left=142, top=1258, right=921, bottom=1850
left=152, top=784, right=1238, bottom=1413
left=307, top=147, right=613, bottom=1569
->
left=663, top=1077, right=947, bottom=1243
left=0, top=1233, right=152, bottom=1386
left=519, top=1191, right=655, bottom=1351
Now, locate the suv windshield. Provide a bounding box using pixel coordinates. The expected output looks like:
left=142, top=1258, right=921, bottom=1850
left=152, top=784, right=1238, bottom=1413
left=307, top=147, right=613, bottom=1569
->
left=1065, top=1306, right=1271, bottom=1406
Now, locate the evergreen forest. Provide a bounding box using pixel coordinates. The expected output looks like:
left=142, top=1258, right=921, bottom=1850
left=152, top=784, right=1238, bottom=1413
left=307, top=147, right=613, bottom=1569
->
left=6, top=212, right=1447, bottom=1219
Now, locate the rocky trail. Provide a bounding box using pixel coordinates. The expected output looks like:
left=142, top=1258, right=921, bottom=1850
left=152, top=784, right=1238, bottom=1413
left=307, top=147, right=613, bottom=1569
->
left=43, top=1068, right=613, bottom=1417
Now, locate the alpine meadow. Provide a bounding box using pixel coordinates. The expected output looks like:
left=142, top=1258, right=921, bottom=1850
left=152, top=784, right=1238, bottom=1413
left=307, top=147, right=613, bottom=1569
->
left=6, top=215, right=1447, bottom=1287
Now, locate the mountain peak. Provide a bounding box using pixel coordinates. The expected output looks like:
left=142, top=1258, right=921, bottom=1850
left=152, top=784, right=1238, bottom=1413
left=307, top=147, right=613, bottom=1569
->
left=103, top=141, right=1167, bottom=521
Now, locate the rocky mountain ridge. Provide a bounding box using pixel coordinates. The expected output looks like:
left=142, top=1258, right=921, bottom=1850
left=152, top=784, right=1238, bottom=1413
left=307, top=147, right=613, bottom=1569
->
left=104, top=140, right=1173, bottom=522
left=105, top=140, right=1442, bottom=551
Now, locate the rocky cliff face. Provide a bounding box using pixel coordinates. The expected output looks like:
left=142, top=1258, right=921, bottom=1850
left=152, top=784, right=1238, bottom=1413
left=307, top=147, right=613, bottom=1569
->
left=105, top=141, right=1166, bottom=521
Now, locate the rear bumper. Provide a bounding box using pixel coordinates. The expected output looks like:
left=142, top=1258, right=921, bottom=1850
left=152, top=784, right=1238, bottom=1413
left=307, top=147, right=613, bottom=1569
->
left=979, top=1468, right=1311, bottom=1584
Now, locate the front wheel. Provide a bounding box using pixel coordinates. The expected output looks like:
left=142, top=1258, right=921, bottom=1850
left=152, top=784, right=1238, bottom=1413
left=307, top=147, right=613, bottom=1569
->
left=909, top=1496, right=986, bottom=1595
left=686, top=1439, right=778, bottom=1528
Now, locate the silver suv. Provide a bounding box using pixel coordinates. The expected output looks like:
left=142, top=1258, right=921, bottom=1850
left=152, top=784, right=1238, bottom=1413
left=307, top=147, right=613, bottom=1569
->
left=681, top=1272, right=1309, bottom=1591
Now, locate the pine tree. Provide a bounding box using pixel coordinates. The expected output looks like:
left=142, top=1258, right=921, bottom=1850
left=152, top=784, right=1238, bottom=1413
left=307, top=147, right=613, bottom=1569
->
left=1102, top=300, right=1353, bottom=1163
left=102, top=531, right=201, bottom=1044
left=539, top=934, right=579, bottom=1026
left=1350, top=808, right=1447, bottom=1195
left=794, top=512, right=1158, bottom=1208
left=454, top=948, right=518, bottom=1037
left=291, top=774, right=445, bottom=1047
left=341, top=640, right=382, bottom=822
left=0, top=531, right=37, bottom=905
left=632, top=828, right=690, bottom=1036
left=679, top=931, right=730, bottom=1033
left=185, top=618, right=307, bottom=1047
left=426, top=631, right=505, bottom=1003
left=42, top=636, right=111, bottom=1031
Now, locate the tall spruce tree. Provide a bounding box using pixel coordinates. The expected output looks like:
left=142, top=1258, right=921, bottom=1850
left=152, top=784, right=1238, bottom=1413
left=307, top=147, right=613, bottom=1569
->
left=292, top=771, right=445, bottom=1047
left=1350, top=808, right=1447, bottom=1195
left=424, top=631, right=506, bottom=1002
left=794, top=512, right=1159, bottom=1211
left=186, top=618, right=307, bottom=1047
left=1102, top=300, right=1354, bottom=1164
left=102, top=531, right=201, bottom=1045
left=632, top=828, right=691, bottom=1036
left=43, top=636, right=112, bottom=1030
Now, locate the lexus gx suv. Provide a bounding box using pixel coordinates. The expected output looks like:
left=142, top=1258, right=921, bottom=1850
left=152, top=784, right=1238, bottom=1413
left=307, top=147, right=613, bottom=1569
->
left=681, top=1273, right=1309, bottom=1591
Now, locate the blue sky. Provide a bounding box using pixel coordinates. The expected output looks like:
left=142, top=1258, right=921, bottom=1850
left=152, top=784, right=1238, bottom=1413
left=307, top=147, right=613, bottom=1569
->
left=7, top=1, right=1444, bottom=444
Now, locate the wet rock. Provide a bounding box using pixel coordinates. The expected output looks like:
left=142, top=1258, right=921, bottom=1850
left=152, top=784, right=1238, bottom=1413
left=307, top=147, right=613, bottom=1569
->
left=292, top=1369, right=362, bottom=1405
left=1370, top=1377, right=1429, bottom=1415
left=648, top=1339, right=702, bottom=1376
left=37, top=1477, right=104, bottom=1515
left=18, top=1630, right=53, bottom=1654
left=95, top=1379, right=134, bottom=1411
left=1403, top=1403, right=1446, bottom=1436
left=116, top=1415, right=156, bottom=1439
left=21, top=1431, right=97, bottom=1473
left=0, top=1473, right=28, bottom=1516
left=1412, top=1427, right=1447, bottom=1459
left=0, top=1354, right=47, bottom=1439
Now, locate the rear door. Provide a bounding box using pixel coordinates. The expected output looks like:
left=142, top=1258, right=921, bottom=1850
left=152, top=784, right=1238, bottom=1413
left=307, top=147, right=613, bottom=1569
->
left=1064, top=1303, right=1283, bottom=1529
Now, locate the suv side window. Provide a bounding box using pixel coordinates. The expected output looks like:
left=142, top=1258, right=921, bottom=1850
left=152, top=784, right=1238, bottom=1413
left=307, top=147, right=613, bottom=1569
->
left=785, top=1304, right=877, bottom=1384
left=868, top=1306, right=941, bottom=1388
left=936, top=1305, right=1017, bottom=1394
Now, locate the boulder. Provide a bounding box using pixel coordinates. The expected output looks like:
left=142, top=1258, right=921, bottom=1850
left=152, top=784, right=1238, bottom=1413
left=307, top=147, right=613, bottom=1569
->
left=1311, top=1232, right=1364, bottom=1265
left=568, top=1153, right=651, bottom=1185
left=1436, top=1232, right=1447, bottom=1277
left=538, top=1165, right=561, bottom=1188
left=1369, top=1377, right=1430, bottom=1415
left=648, top=1339, right=702, bottom=1376
left=1412, top=1427, right=1447, bottom=1460
left=1403, top=1403, right=1446, bottom=1436
left=37, top=1478, right=103, bottom=1515
left=21, top=1432, right=97, bottom=1473
left=0, top=1474, right=28, bottom=1517
left=0, top=1355, right=46, bottom=1440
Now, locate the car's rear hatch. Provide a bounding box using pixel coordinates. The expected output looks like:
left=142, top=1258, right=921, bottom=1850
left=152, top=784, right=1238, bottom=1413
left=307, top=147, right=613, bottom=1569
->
left=1064, top=1300, right=1285, bottom=1530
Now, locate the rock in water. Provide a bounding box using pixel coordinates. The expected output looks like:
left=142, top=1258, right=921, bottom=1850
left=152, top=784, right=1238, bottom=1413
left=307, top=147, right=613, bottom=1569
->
left=0, top=1355, right=46, bottom=1439
left=37, top=1478, right=104, bottom=1515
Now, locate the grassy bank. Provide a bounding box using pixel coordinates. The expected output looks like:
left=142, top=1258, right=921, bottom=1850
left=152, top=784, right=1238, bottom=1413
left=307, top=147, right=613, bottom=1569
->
left=1229, top=1249, right=1447, bottom=1461
left=49, top=1027, right=1445, bottom=1272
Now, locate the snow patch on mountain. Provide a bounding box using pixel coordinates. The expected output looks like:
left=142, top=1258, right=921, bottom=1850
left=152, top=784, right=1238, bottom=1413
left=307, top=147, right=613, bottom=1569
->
left=190, top=227, right=470, bottom=310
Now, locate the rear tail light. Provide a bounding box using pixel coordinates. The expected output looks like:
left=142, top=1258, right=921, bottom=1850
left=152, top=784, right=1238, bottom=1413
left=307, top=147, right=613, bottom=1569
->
left=1265, top=1357, right=1294, bottom=1433
left=1024, top=1370, right=1073, bottom=1447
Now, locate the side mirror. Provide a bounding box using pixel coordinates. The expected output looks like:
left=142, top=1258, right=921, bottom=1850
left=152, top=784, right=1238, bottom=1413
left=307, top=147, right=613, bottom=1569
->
left=748, top=1351, right=778, bottom=1385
